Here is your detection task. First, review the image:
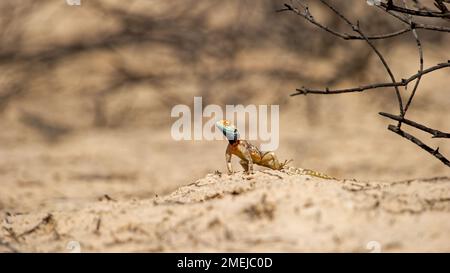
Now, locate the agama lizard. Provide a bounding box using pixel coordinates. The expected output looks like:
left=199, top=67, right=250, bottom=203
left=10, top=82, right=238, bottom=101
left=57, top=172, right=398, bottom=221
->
left=215, top=119, right=334, bottom=179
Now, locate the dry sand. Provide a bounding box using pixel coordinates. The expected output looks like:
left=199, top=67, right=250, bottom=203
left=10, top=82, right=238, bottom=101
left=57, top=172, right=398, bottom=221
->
left=1, top=168, right=449, bottom=253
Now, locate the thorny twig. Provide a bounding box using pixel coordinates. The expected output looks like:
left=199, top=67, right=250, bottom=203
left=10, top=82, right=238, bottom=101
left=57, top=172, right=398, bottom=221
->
left=290, top=62, right=450, bottom=95
left=380, top=1, right=450, bottom=18
left=278, top=3, right=450, bottom=39
left=388, top=125, right=450, bottom=167
left=283, top=0, right=450, bottom=167
left=379, top=112, right=450, bottom=138
left=291, top=60, right=450, bottom=96
left=277, top=4, right=412, bottom=40
left=401, top=0, right=424, bottom=120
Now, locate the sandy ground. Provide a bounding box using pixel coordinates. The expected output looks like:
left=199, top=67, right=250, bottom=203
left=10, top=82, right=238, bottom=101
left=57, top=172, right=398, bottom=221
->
left=1, top=169, right=449, bottom=253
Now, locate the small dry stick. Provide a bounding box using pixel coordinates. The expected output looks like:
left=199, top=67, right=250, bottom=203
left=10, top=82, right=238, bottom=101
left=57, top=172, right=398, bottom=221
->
left=388, top=125, right=450, bottom=167
left=379, top=112, right=450, bottom=138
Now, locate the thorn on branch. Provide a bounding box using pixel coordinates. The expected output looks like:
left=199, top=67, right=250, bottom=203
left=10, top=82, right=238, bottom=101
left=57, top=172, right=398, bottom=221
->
left=284, top=3, right=293, bottom=10
left=276, top=3, right=293, bottom=12
left=434, top=147, right=440, bottom=155
left=305, top=7, right=312, bottom=19
left=300, top=87, right=306, bottom=95
left=387, top=0, right=394, bottom=11
left=291, top=87, right=308, bottom=96
left=353, top=21, right=360, bottom=32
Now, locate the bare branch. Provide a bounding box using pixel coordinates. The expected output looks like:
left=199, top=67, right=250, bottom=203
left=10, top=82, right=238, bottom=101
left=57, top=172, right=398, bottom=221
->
left=318, top=0, right=405, bottom=115
left=380, top=112, right=450, bottom=138
left=402, top=0, right=424, bottom=121
left=379, top=5, right=450, bottom=33
left=381, top=1, right=450, bottom=18
left=280, top=3, right=413, bottom=40
left=290, top=62, right=450, bottom=96
left=284, top=0, right=450, bottom=167
left=387, top=125, right=450, bottom=167
left=435, top=0, right=449, bottom=13
left=280, top=3, right=450, bottom=45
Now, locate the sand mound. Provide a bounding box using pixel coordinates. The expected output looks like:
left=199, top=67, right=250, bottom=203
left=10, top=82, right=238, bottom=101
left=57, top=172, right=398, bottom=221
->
left=1, top=170, right=449, bottom=252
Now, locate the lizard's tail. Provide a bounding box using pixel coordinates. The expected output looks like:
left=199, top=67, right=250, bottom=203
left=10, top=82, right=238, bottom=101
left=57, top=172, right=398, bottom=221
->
left=301, top=169, right=336, bottom=180
left=282, top=164, right=336, bottom=180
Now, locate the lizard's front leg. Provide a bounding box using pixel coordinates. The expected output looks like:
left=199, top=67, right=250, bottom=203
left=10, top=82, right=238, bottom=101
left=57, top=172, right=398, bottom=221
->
left=225, top=146, right=233, bottom=175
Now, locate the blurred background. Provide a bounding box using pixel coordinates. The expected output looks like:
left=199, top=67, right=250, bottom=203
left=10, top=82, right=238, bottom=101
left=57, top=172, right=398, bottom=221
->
left=0, top=0, right=449, bottom=214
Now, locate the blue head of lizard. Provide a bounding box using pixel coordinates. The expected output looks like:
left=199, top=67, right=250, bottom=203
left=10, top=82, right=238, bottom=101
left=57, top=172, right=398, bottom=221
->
left=215, top=120, right=240, bottom=142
